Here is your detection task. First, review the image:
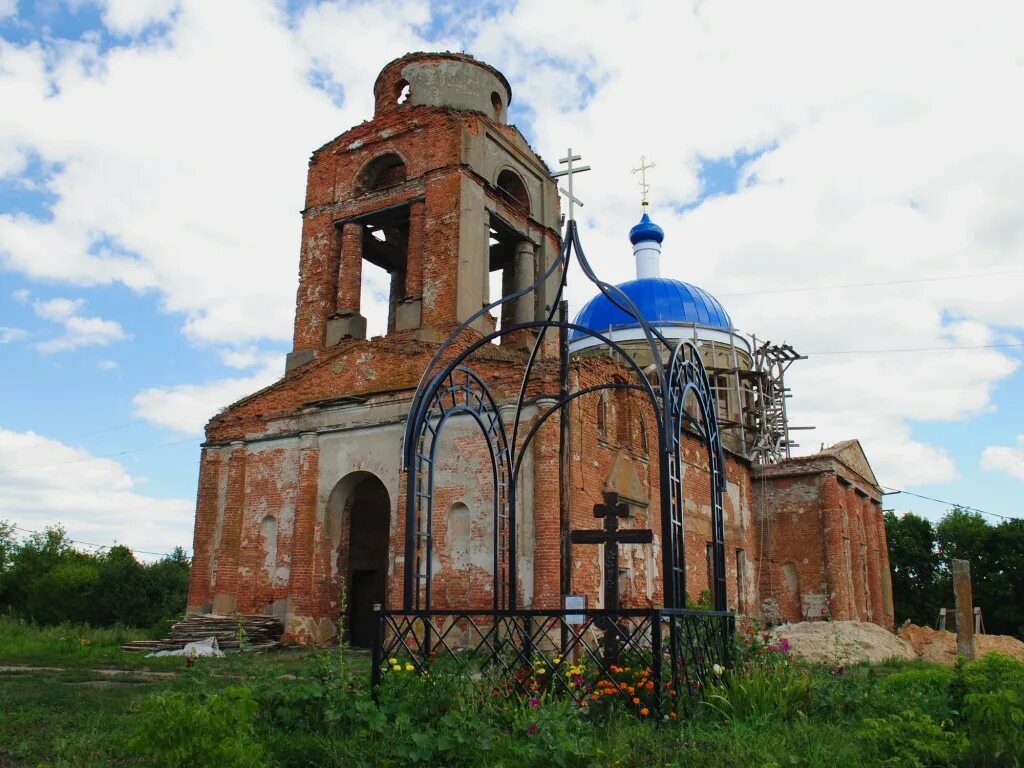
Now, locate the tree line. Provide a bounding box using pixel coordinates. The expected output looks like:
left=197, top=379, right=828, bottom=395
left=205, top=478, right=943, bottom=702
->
left=0, top=522, right=190, bottom=629
left=885, top=507, right=1024, bottom=638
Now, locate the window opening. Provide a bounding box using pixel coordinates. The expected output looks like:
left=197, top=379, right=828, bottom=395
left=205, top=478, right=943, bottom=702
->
left=495, top=169, right=530, bottom=212
left=358, top=153, right=407, bottom=193
left=395, top=79, right=410, bottom=104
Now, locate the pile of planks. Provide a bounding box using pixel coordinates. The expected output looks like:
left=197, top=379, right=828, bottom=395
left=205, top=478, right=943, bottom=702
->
left=121, top=613, right=284, bottom=653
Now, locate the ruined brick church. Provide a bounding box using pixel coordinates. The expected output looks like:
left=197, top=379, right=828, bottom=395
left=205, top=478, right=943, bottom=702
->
left=186, top=53, right=895, bottom=645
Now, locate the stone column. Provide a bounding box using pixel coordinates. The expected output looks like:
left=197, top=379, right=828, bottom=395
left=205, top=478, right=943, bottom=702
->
left=187, top=448, right=222, bottom=614
left=212, top=442, right=246, bottom=614
left=952, top=558, right=976, bottom=659
left=285, top=433, right=320, bottom=641
left=514, top=241, right=535, bottom=325
left=327, top=222, right=367, bottom=343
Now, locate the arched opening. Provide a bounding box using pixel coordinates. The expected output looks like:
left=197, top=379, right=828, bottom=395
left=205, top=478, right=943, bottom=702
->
left=495, top=168, right=530, bottom=211
left=358, top=153, right=407, bottom=193
left=327, top=472, right=391, bottom=648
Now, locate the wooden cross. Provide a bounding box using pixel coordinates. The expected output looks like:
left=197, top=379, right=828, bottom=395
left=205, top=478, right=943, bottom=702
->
left=571, top=491, right=653, bottom=658
left=631, top=154, right=655, bottom=208
left=551, top=148, right=590, bottom=220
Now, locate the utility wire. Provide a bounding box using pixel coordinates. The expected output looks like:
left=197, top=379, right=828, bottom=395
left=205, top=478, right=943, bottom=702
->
left=6, top=418, right=147, bottom=453
left=718, top=268, right=1024, bottom=298
left=8, top=524, right=183, bottom=559
left=0, top=437, right=197, bottom=475
left=880, top=486, right=1019, bottom=522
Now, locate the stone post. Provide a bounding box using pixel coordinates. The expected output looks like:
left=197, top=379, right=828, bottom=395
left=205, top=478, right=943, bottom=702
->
left=952, top=558, right=976, bottom=660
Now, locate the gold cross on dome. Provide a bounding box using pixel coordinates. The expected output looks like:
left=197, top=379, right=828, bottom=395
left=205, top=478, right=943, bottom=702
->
left=632, top=154, right=655, bottom=208
left=551, top=147, right=591, bottom=220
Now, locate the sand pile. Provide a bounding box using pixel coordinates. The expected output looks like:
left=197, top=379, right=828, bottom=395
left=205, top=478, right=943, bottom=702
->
left=897, top=624, right=1024, bottom=664
left=770, top=620, right=916, bottom=665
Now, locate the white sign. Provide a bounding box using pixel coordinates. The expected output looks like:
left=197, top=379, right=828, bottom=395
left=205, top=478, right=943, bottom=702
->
left=564, top=595, right=587, bottom=625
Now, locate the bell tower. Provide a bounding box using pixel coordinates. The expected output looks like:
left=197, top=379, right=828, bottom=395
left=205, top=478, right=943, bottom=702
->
left=286, top=52, right=563, bottom=372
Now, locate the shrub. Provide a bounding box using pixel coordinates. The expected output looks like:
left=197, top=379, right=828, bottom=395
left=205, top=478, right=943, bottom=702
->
left=875, top=666, right=954, bottom=720
left=132, top=686, right=265, bottom=768
left=962, top=689, right=1024, bottom=767
left=858, top=708, right=967, bottom=768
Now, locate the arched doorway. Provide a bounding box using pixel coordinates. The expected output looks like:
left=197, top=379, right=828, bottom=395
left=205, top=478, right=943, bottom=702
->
left=327, top=472, right=391, bottom=648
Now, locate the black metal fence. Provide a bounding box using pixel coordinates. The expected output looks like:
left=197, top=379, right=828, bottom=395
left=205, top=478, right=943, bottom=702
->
left=371, top=607, right=735, bottom=718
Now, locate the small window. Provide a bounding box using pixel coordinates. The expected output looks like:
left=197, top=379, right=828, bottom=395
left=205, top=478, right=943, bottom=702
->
left=638, top=415, right=649, bottom=455
left=495, top=169, right=530, bottom=212
left=490, top=90, right=502, bottom=115
left=597, top=392, right=608, bottom=436
left=395, top=79, right=410, bottom=104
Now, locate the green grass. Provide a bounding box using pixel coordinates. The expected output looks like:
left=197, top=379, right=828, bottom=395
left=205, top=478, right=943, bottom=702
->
left=4, top=618, right=1019, bottom=768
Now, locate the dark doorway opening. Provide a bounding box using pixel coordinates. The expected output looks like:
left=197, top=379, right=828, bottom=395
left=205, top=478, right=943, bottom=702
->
left=343, top=475, right=390, bottom=648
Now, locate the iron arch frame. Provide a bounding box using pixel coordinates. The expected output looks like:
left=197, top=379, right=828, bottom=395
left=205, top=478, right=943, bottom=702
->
left=401, top=218, right=729, bottom=614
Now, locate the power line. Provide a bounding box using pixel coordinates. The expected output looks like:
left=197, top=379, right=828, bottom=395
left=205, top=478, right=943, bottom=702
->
left=8, top=524, right=183, bottom=559
left=719, top=268, right=1024, bottom=298
left=880, top=486, right=1019, bottom=522
left=807, top=342, right=1024, bottom=356
left=6, top=419, right=147, bottom=453
left=0, top=436, right=197, bottom=475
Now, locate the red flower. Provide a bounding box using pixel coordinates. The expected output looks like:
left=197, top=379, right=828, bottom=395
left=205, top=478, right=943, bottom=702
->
left=526, top=723, right=538, bottom=735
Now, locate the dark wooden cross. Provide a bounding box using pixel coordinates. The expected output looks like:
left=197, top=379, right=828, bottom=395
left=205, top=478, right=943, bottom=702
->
left=571, top=491, right=653, bottom=659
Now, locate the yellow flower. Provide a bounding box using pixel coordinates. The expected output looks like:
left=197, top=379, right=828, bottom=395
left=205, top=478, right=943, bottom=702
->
left=553, top=657, right=561, bottom=665
left=405, top=663, right=414, bottom=671
left=389, top=658, right=398, bottom=665
left=392, top=664, right=401, bottom=672
left=537, top=668, right=546, bottom=675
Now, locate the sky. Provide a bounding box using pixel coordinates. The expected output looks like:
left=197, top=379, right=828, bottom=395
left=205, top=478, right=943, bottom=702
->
left=1, top=0, right=1022, bottom=560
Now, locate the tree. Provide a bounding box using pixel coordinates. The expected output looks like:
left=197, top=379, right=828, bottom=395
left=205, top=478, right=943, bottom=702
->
left=885, top=511, right=942, bottom=626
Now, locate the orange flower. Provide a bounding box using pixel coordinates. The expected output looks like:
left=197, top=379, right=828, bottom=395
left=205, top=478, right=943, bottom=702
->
left=670, top=711, right=677, bottom=718
left=632, top=697, right=640, bottom=705
left=646, top=681, right=655, bottom=692
left=640, top=707, right=649, bottom=716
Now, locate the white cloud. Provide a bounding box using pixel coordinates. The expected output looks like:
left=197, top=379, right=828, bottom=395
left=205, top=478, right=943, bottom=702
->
left=97, top=0, right=179, bottom=34
left=462, top=0, right=1024, bottom=488
left=31, top=296, right=129, bottom=352
left=11, top=288, right=30, bottom=303
left=0, top=427, right=194, bottom=558
left=981, top=435, right=1024, bottom=482
left=0, top=0, right=16, bottom=21
left=0, top=326, right=26, bottom=343
left=0, top=0, right=437, bottom=344
left=97, top=358, right=117, bottom=370
left=133, top=351, right=283, bottom=434
left=0, top=0, right=1022, bottom=493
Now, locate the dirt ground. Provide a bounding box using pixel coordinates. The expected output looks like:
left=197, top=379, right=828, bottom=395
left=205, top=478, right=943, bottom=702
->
left=770, top=620, right=916, bottom=665
left=897, top=623, right=1024, bottom=664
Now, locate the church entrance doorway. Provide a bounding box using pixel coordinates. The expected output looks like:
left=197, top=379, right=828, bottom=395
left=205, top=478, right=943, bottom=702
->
left=330, top=473, right=390, bottom=648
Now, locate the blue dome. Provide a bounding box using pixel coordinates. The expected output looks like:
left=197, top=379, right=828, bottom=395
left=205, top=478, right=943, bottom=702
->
left=570, top=278, right=732, bottom=340
left=628, top=212, right=664, bottom=245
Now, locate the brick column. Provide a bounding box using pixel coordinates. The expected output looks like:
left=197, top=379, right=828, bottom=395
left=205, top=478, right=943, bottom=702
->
left=532, top=399, right=561, bottom=608
left=820, top=475, right=850, bottom=619
left=336, top=222, right=363, bottom=313
left=187, top=447, right=221, bottom=614
left=290, top=213, right=341, bottom=356
left=285, top=433, right=320, bottom=640
left=405, top=200, right=425, bottom=298
left=877, top=503, right=895, bottom=628
left=212, top=442, right=246, bottom=614
left=863, top=498, right=882, bottom=624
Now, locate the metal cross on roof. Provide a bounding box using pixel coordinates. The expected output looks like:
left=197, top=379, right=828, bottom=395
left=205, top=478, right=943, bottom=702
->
left=552, top=147, right=590, bottom=220
left=632, top=154, right=655, bottom=208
